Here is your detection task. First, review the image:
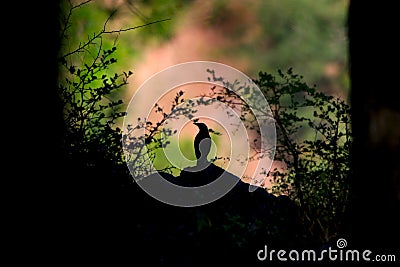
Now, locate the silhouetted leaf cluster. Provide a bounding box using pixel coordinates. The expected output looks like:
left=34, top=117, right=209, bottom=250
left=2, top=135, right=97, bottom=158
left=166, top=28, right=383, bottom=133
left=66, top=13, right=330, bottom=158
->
left=122, top=90, right=198, bottom=178
left=256, top=69, right=351, bottom=243
left=57, top=2, right=349, bottom=262
left=207, top=68, right=352, bottom=243
left=58, top=0, right=132, bottom=182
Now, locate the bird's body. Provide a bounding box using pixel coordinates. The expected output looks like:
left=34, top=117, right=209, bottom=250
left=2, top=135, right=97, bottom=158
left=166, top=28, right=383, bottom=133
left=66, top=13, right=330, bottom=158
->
left=193, top=122, right=211, bottom=165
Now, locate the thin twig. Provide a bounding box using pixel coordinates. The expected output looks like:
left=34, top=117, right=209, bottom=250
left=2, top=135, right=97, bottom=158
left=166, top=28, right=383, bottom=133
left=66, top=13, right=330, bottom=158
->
left=61, top=18, right=171, bottom=59
left=71, top=0, right=92, bottom=11
left=103, top=18, right=172, bottom=34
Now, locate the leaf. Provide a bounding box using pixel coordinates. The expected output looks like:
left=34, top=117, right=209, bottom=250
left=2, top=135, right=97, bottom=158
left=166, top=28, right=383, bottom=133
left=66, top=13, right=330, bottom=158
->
left=69, top=66, right=75, bottom=74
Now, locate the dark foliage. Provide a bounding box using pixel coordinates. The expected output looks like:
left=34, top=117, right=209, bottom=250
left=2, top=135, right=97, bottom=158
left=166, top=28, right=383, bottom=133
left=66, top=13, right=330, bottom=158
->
left=56, top=3, right=314, bottom=265
left=51, top=1, right=400, bottom=265
left=205, top=68, right=352, bottom=243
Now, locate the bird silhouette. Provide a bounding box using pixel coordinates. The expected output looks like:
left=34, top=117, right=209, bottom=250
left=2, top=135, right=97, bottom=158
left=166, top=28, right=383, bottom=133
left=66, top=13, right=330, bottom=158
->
left=193, top=122, right=212, bottom=166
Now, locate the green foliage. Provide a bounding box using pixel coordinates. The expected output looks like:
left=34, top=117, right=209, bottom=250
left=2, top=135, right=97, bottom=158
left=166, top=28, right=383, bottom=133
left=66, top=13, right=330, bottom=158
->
left=200, top=0, right=348, bottom=94
left=58, top=1, right=132, bottom=174
left=122, top=88, right=225, bottom=178
left=58, top=0, right=350, bottom=247
left=122, top=90, right=196, bottom=178
left=255, top=0, right=348, bottom=91
left=61, top=0, right=348, bottom=96
left=207, top=68, right=351, bottom=243
left=127, top=0, right=190, bottom=41
left=257, top=68, right=351, bottom=243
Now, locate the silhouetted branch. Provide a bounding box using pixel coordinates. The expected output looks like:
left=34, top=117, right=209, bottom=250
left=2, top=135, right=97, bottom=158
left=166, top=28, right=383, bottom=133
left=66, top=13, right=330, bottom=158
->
left=103, top=18, right=171, bottom=34
left=60, top=1, right=171, bottom=60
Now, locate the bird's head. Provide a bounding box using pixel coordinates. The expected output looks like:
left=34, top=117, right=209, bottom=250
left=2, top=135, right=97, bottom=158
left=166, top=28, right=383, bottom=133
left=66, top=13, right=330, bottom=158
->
left=193, top=122, right=209, bottom=132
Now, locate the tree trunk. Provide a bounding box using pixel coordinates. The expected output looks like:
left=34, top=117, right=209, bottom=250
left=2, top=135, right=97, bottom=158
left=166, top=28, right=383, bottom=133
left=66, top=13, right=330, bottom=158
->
left=346, top=0, right=400, bottom=250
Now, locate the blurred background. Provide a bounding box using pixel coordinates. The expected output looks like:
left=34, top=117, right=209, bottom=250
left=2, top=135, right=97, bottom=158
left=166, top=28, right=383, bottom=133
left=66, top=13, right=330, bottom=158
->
left=63, top=0, right=349, bottom=105
left=51, top=0, right=400, bottom=261
left=62, top=0, right=349, bottom=177
left=15, top=1, right=396, bottom=262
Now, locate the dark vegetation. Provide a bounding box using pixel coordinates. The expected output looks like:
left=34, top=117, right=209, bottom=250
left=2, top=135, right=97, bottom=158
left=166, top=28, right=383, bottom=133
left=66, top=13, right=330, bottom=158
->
left=345, top=1, right=400, bottom=253
left=18, top=0, right=399, bottom=265
left=52, top=2, right=356, bottom=264
left=205, top=68, right=351, bottom=243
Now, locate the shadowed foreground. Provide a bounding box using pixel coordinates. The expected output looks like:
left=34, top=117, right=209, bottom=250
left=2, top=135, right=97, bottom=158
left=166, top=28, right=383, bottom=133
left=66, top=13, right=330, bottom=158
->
left=87, top=163, right=310, bottom=266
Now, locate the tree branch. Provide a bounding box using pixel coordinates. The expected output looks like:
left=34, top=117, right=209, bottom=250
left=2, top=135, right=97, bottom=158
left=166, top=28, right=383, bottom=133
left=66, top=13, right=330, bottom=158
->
left=103, top=18, right=171, bottom=34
